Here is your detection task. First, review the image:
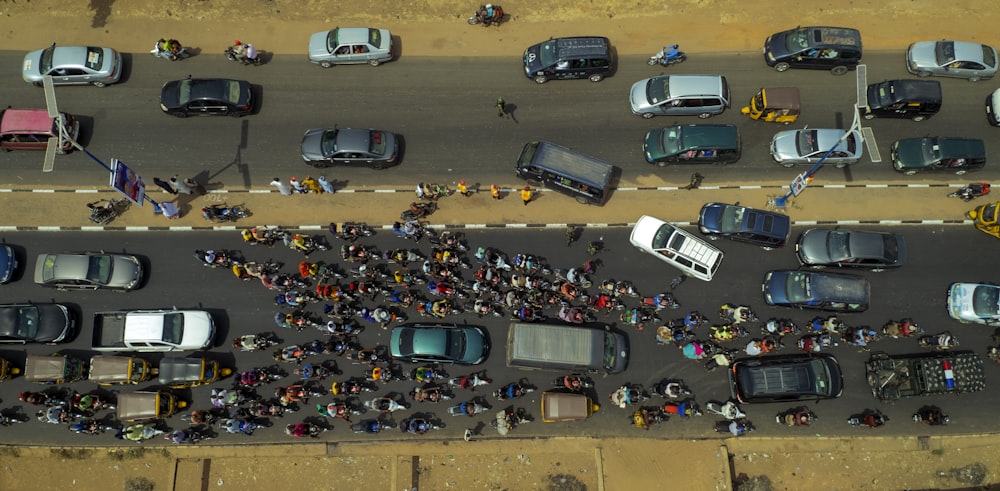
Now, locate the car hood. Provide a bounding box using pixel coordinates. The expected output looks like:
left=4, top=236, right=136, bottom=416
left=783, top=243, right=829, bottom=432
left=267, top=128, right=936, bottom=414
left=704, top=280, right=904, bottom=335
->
left=643, top=129, right=667, bottom=161
left=0, top=304, right=73, bottom=343
left=763, top=271, right=792, bottom=305
left=159, top=80, right=182, bottom=110
left=629, top=79, right=653, bottom=112
left=770, top=130, right=799, bottom=161
left=178, top=311, right=214, bottom=349
left=907, top=41, right=938, bottom=67
left=764, top=31, right=791, bottom=58
left=300, top=128, right=327, bottom=161
left=698, top=204, right=725, bottom=233
left=461, top=328, right=488, bottom=364
left=21, top=49, right=44, bottom=82
left=108, top=255, right=142, bottom=289
left=892, top=138, right=931, bottom=169
left=797, top=230, right=835, bottom=264
left=0, top=246, right=15, bottom=284
left=948, top=283, right=993, bottom=323
left=523, top=43, right=544, bottom=73
left=308, top=31, right=331, bottom=60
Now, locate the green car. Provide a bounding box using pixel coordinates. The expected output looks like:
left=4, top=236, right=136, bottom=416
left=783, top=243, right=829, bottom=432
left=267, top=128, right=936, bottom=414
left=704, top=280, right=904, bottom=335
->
left=891, top=137, right=986, bottom=175
left=390, top=323, right=489, bottom=365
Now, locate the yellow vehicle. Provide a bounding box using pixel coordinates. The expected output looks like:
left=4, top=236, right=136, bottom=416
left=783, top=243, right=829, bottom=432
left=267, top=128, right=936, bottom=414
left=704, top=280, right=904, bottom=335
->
left=540, top=391, right=600, bottom=422
left=88, top=355, right=157, bottom=386
left=24, top=353, right=87, bottom=384
left=741, top=87, right=800, bottom=124
left=117, top=390, right=187, bottom=422
left=968, top=202, right=1000, bottom=238
left=0, top=356, right=20, bottom=381
left=157, top=357, right=232, bottom=389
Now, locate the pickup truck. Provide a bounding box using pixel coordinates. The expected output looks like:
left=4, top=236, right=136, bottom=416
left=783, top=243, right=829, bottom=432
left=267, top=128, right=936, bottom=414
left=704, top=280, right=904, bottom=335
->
left=866, top=351, right=985, bottom=402
left=92, top=309, right=215, bottom=352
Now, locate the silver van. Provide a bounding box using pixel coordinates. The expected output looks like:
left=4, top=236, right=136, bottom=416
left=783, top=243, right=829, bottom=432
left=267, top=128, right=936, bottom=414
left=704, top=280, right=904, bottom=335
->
left=506, top=323, right=628, bottom=373
left=629, top=75, right=730, bottom=119
left=630, top=215, right=724, bottom=281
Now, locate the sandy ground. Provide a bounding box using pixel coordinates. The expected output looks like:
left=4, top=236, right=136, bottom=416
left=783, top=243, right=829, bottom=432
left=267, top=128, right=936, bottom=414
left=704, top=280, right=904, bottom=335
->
left=3, top=1, right=1000, bottom=491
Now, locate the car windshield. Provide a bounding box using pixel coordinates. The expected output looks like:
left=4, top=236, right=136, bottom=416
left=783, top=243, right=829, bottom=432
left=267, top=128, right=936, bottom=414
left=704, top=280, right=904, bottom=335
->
left=85, top=47, right=103, bottom=70
left=784, top=272, right=811, bottom=302
left=983, top=46, right=997, bottom=68
left=443, top=330, right=465, bottom=359
left=922, top=138, right=941, bottom=163
left=39, top=46, right=54, bottom=73
left=972, top=285, right=1000, bottom=317
left=795, top=130, right=820, bottom=156
left=646, top=77, right=669, bottom=104
left=86, top=255, right=112, bottom=284
left=321, top=130, right=340, bottom=156
left=161, top=313, right=184, bottom=345
left=0, top=306, right=38, bottom=340
left=659, top=127, right=682, bottom=156
left=874, top=82, right=894, bottom=107
left=651, top=223, right=677, bottom=249
left=935, top=41, right=956, bottom=65
left=367, top=28, right=382, bottom=48
left=809, top=359, right=832, bottom=396
left=370, top=130, right=386, bottom=154
left=718, top=205, right=744, bottom=233
left=537, top=39, right=558, bottom=67
left=602, top=332, right=616, bottom=370
left=784, top=28, right=810, bottom=52
left=827, top=231, right=850, bottom=260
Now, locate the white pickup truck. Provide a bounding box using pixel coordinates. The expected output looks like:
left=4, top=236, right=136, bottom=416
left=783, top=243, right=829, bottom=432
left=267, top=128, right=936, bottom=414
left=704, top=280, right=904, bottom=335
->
left=92, top=309, right=215, bottom=352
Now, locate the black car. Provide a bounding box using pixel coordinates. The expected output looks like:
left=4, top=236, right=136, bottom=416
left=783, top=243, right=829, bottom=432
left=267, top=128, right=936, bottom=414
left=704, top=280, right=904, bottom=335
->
left=763, top=270, right=869, bottom=312
left=730, top=353, right=844, bottom=403
left=698, top=202, right=790, bottom=249
left=795, top=229, right=907, bottom=270
left=763, top=26, right=862, bottom=75
left=522, top=36, right=612, bottom=84
left=0, top=303, right=75, bottom=344
left=159, top=78, right=253, bottom=117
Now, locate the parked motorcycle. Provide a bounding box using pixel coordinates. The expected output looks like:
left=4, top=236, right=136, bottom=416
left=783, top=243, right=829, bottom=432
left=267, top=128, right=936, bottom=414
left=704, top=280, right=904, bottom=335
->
left=201, top=203, right=251, bottom=223
left=948, top=182, right=991, bottom=201
left=648, top=44, right=686, bottom=66
left=468, top=4, right=506, bottom=26
left=776, top=407, right=817, bottom=427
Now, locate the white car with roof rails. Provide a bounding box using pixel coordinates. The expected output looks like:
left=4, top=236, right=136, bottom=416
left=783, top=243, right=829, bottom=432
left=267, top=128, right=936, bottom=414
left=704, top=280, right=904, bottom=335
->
left=629, top=215, right=724, bottom=281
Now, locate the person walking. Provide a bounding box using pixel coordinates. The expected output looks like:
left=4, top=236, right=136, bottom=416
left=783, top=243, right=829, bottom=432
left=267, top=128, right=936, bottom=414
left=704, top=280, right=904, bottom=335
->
left=496, top=97, right=506, bottom=117
left=152, top=177, right=177, bottom=195
left=521, top=186, right=532, bottom=206
left=171, top=175, right=192, bottom=195
left=318, top=175, right=335, bottom=194
left=490, top=184, right=501, bottom=200
left=457, top=180, right=471, bottom=197
left=289, top=177, right=307, bottom=194
left=271, top=177, right=292, bottom=196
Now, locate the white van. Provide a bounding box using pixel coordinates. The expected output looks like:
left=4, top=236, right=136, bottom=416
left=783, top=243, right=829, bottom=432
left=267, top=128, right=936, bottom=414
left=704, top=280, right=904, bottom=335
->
left=506, top=323, right=629, bottom=374
left=629, top=215, right=724, bottom=281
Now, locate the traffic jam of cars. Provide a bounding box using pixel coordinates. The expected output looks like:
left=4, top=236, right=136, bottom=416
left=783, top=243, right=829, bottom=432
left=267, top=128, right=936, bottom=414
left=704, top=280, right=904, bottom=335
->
left=2, top=20, right=997, bottom=442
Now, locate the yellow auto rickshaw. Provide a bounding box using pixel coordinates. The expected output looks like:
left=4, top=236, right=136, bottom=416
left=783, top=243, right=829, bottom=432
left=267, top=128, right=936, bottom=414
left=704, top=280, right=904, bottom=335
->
left=741, top=87, right=800, bottom=124
left=0, top=356, right=20, bottom=381
left=540, top=391, right=600, bottom=423
left=157, top=357, right=232, bottom=389
left=116, top=390, right=187, bottom=422
left=968, top=202, right=1000, bottom=238
left=24, top=353, right=87, bottom=384
left=88, top=355, right=157, bottom=386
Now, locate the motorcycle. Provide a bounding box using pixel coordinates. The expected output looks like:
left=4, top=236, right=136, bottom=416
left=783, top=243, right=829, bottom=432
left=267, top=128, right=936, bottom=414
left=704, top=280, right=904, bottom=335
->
left=492, top=408, right=531, bottom=435
left=242, top=227, right=279, bottom=247
left=19, top=391, right=60, bottom=407
left=919, top=331, right=958, bottom=350
left=392, top=220, right=427, bottom=241
left=352, top=419, right=395, bottom=434
left=601, top=279, right=640, bottom=298
left=663, top=400, right=701, bottom=418
left=232, top=332, right=281, bottom=352
left=237, top=366, right=284, bottom=388
left=553, top=374, right=593, bottom=392
left=410, top=366, right=447, bottom=383
left=340, top=244, right=375, bottom=263
left=473, top=299, right=502, bottom=318
left=511, top=253, right=550, bottom=275
left=294, top=362, right=334, bottom=381
left=512, top=306, right=545, bottom=322
left=559, top=305, right=594, bottom=325
left=648, top=44, right=687, bottom=66
left=150, top=39, right=190, bottom=61
left=449, top=371, right=491, bottom=391
left=808, top=315, right=846, bottom=334
left=401, top=201, right=437, bottom=221
left=68, top=419, right=111, bottom=435
left=842, top=327, right=879, bottom=348
left=714, top=418, right=755, bottom=436
left=364, top=396, right=409, bottom=413
left=384, top=248, right=424, bottom=267
left=493, top=382, right=534, bottom=401
left=776, top=407, right=817, bottom=427
left=285, top=233, right=329, bottom=256
left=87, top=198, right=129, bottom=225
left=224, top=41, right=263, bottom=66
left=201, top=203, right=251, bottom=223
left=609, top=385, right=649, bottom=409
left=848, top=409, right=888, bottom=428
left=642, top=292, right=680, bottom=310
left=330, top=379, right=378, bottom=396
left=37, top=404, right=74, bottom=424
left=913, top=407, right=949, bottom=426
left=632, top=408, right=669, bottom=430
left=797, top=333, right=837, bottom=353
left=194, top=249, right=239, bottom=268
left=401, top=417, right=443, bottom=434
left=118, top=423, right=165, bottom=443
left=704, top=400, right=746, bottom=420
left=763, top=318, right=801, bottom=337
left=284, top=422, right=325, bottom=438
left=554, top=266, right=592, bottom=288
left=335, top=222, right=376, bottom=242
left=683, top=311, right=709, bottom=329
left=410, top=386, right=453, bottom=403
left=656, top=323, right=695, bottom=346
left=468, top=3, right=505, bottom=26
left=166, top=428, right=212, bottom=444
left=368, top=365, right=407, bottom=384
left=720, top=304, right=759, bottom=325
left=220, top=417, right=260, bottom=436
left=948, top=182, right=991, bottom=201
left=317, top=401, right=363, bottom=421
left=709, top=324, right=749, bottom=343
left=475, top=247, right=514, bottom=272
left=620, top=307, right=660, bottom=331
left=882, top=318, right=922, bottom=338
left=69, top=392, right=115, bottom=415
left=447, top=400, right=486, bottom=417
left=652, top=380, right=693, bottom=400
left=248, top=400, right=290, bottom=418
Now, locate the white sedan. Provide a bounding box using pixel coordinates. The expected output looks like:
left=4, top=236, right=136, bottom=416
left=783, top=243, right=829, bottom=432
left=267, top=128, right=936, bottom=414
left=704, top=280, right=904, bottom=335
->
left=770, top=128, right=863, bottom=167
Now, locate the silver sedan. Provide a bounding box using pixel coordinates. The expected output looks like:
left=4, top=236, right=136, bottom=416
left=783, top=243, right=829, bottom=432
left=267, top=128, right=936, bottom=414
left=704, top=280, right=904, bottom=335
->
left=22, top=44, right=123, bottom=87
left=34, top=252, right=143, bottom=291
left=906, top=40, right=998, bottom=81
left=770, top=128, right=863, bottom=167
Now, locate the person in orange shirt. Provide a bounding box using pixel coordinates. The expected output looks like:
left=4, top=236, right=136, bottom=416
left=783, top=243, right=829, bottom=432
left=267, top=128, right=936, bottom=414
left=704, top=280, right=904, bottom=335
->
left=490, top=184, right=501, bottom=200
left=521, top=186, right=532, bottom=206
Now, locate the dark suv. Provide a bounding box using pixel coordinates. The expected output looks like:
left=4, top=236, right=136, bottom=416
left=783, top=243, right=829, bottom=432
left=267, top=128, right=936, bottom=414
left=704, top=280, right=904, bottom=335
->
left=698, top=202, right=790, bottom=249
left=730, top=353, right=844, bottom=403
left=764, top=26, right=862, bottom=75
left=523, top=37, right=612, bottom=84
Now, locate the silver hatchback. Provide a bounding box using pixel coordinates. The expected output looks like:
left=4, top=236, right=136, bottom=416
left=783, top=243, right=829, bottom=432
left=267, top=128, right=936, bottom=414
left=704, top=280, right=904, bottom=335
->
left=22, top=44, right=122, bottom=87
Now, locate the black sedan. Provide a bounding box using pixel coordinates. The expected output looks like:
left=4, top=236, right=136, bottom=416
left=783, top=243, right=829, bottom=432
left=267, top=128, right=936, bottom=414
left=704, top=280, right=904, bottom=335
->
left=0, top=303, right=75, bottom=343
left=389, top=323, right=489, bottom=365
left=159, top=78, right=253, bottom=117
left=763, top=270, right=869, bottom=312
left=795, top=229, right=907, bottom=270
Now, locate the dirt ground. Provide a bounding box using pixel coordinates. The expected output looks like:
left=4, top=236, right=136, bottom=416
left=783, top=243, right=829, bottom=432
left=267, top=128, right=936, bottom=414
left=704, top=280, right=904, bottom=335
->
left=3, top=1, right=1000, bottom=491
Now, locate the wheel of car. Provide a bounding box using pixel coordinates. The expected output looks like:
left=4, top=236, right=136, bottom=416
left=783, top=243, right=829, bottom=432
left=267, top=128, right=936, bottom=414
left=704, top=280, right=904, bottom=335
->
left=31, top=81, right=42, bottom=88
left=968, top=76, right=981, bottom=82
left=911, top=115, right=925, bottom=122
left=229, top=111, right=242, bottom=118
left=172, top=112, right=188, bottom=118
left=641, top=112, right=654, bottom=119
left=526, top=179, right=541, bottom=187
left=589, top=74, right=604, bottom=83
left=657, top=162, right=666, bottom=168
left=903, top=170, right=917, bottom=176
left=91, top=81, right=107, bottom=88
left=774, top=62, right=791, bottom=72
left=830, top=66, right=848, bottom=76
left=575, top=196, right=589, bottom=204
left=916, top=71, right=930, bottom=77
left=370, top=162, right=385, bottom=170
left=955, top=169, right=967, bottom=175
left=533, top=75, right=548, bottom=84
left=835, top=163, right=847, bottom=169
left=697, top=113, right=712, bottom=119
left=368, top=59, right=381, bottom=67
left=707, top=235, right=720, bottom=241
left=863, top=113, right=875, bottom=120
left=761, top=246, right=774, bottom=251
left=782, top=162, right=794, bottom=168
left=320, top=61, right=333, bottom=68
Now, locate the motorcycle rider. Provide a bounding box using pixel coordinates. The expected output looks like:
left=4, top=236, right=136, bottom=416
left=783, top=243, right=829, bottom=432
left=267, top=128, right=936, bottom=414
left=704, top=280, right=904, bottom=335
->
left=243, top=43, right=258, bottom=64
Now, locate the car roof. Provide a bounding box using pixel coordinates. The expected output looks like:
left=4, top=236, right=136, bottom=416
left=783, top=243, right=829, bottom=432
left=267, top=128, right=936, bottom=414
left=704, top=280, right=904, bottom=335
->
left=335, top=128, right=371, bottom=153
left=667, top=75, right=725, bottom=97
left=334, top=27, right=378, bottom=45
left=40, top=253, right=91, bottom=280
left=877, top=79, right=941, bottom=102
left=937, top=138, right=986, bottom=159
left=808, top=272, right=869, bottom=303
left=553, top=36, right=610, bottom=58
left=50, top=46, right=92, bottom=67
left=949, top=40, right=989, bottom=62
left=674, top=125, right=738, bottom=147
left=795, top=26, right=861, bottom=48
left=0, top=109, right=54, bottom=133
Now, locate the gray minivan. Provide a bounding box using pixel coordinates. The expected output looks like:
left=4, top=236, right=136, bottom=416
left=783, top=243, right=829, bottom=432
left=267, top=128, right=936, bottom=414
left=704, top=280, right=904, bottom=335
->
left=629, top=75, right=730, bottom=119
left=643, top=124, right=741, bottom=166
left=515, top=141, right=615, bottom=205
left=506, top=322, right=628, bottom=373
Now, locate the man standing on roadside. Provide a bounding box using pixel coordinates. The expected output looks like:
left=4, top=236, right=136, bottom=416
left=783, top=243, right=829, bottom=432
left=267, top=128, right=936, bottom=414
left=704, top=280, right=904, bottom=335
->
left=171, top=175, right=192, bottom=195
left=271, top=177, right=292, bottom=196
left=491, top=184, right=501, bottom=200
left=152, top=177, right=177, bottom=195
left=457, top=180, right=471, bottom=197
left=521, top=186, right=532, bottom=206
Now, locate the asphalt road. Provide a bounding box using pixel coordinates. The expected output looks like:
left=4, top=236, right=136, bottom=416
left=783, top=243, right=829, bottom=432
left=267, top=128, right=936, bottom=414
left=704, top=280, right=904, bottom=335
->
left=0, top=225, right=997, bottom=445
left=1, top=51, right=998, bottom=188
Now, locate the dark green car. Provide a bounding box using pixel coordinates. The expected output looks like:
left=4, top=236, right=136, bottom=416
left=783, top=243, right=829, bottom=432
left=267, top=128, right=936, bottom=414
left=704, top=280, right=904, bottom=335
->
left=390, top=323, right=489, bottom=365
left=643, top=124, right=741, bottom=166
left=891, top=137, right=986, bottom=175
